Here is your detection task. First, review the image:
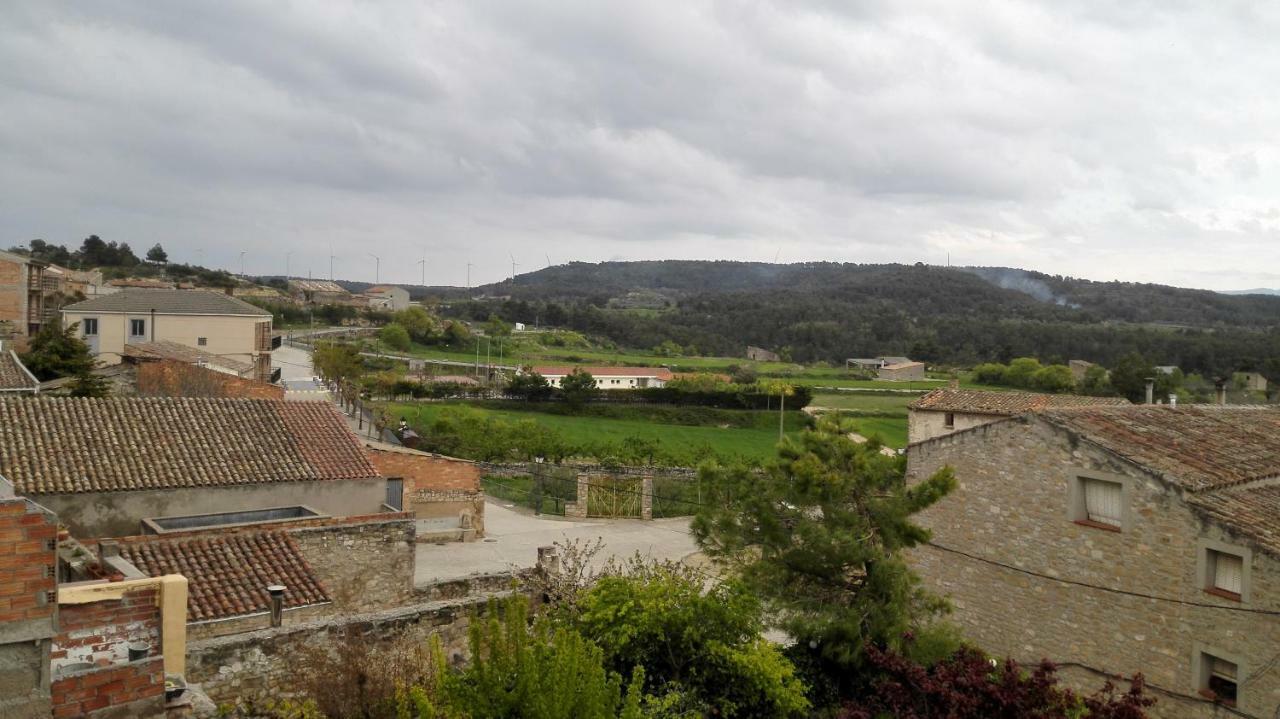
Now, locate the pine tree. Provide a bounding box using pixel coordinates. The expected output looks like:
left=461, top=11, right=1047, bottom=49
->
left=20, top=322, right=95, bottom=380
left=145, top=243, right=168, bottom=264
left=692, top=417, right=957, bottom=671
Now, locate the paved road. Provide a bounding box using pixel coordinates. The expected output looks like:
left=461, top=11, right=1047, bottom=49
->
left=415, top=500, right=699, bottom=585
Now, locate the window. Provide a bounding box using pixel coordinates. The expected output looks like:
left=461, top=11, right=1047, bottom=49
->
left=197, top=337, right=208, bottom=346
left=1197, top=651, right=1239, bottom=706
left=82, top=318, right=98, bottom=336
left=1199, top=540, right=1250, bottom=602
left=1081, top=478, right=1122, bottom=529
left=944, top=412, right=955, bottom=428
left=129, top=319, right=146, bottom=337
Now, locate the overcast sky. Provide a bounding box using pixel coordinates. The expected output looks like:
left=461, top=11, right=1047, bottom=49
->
left=3, top=2, right=1279, bottom=290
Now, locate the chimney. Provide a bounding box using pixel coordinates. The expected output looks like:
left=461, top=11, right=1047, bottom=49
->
left=1168, top=393, right=1177, bottom=408
left=98, top=539, right=120, bottom=559
left=267, top=585, right=285, bottom=627
left=1144, top=377, right=1155, bottom=405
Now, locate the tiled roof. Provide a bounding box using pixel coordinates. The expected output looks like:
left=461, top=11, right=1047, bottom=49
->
left=1040, top=405, right=1280, bottom=492
left=122, top=341, right=254, bottom=375
left=882, top=361, right=925, bottom=370
left=1188, top=485, right=1280, bottom=557
left=0, top=351, right=39, bottom=392
left=532, top=366, right=675, bottom=380
left=118, top=532, right=330, bottom=622
left=0, top=397, right=379, bottom=494
left=911, top=388, right=1129, bottom=415
left=62, top=289, right=270, bottom=316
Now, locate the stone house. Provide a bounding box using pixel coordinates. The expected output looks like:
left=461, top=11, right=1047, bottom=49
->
left=1068, top=359, right=1096, bottom=382
left=532, top=365, right=674, bottom=389
left=364, top=284, right=411, bottom=311
left=1234, top=371, right=1268, bottom=393
left=846, top=356, right=925, bottom=380
left=61, top=289, right=277, bottom=382
left=0, top=396, right=393, bottom=537
left=288, top=279, right=351, bottom=305
left=0, top=248, right=46, bottom=346
left=906, top=405, right=1280, bottom=718
left=907, top=388, right=1129, bottom=444
left=746, top=346, right=780, bottom=362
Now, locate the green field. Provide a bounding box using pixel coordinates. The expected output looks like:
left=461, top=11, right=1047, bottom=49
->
left=809, top=392, right=917, bottom=412
left=387, top=401, right=804, bottom=463
left=840, top=416, right=908, bottom=448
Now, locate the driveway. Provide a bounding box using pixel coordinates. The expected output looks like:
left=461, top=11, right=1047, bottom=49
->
left=273, top=344, right=316, bottom=382
left=415, top=500, right=699, bottom=585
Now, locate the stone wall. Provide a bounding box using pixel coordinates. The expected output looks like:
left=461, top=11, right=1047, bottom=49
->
left=367, top=445, right=484, bottom=536
left=906, top=416, right=1280, bottom=718
left=136, top=360, right=285, bottom=400
left=0, top=494, right=57, bottom=719
left=290, top=516, right=416, bottom=611
left=50, top=656, right=164, bottom=719
left=185, top=595, right=495, bottom=706
left=906, top=408, right=1005, bottom=445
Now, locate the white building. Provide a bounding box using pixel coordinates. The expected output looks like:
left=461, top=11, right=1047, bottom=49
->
left=364, top=285, right=411, bottom=311
left=531, top=366, right=673, bottom=389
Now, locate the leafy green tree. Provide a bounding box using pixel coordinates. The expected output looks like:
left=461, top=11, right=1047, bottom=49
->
left=507, top=370, right=552, bottom=401
left=653, top=339, right=683, bottom=357
left=970, top=362, right=1007, bottom=385
left=1030, top=365, right=1075, bottom=393
left=394, top=307, right=440, bottom=344
left=378, top=323, right=411, bottom=351
left=311, top=342, right=363, bottom=385
left=1079, top=364, right=1112, bottom=396
left=559, top=369, right=597, bottom=409
left=1001, top=357, right=1042, bottom=387
left=20, top=322, right=95, bottom=380
left=693, top=418, right=957, bottom=673
left=145, top=243, right=168, bottom=263
left=1108, top=353, right=1168, bottom=403
left=442, top=320, right=471, bottom=346
left=485, top=314, right=512, bottom=337
left=576, top=563, right=809, bottom=718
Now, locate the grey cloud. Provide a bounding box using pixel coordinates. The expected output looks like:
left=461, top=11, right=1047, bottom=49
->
left=1, top=1, right=1278, bottom=289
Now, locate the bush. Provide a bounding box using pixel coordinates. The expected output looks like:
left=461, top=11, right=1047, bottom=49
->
left=1031, top=364, right=1075, bottom=393
left=971, top=362, right=1007, bottom=385
left=379, top=323, right=411, bottom=351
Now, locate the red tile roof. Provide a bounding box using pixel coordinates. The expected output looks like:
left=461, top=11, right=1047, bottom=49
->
left=0, top=351, right=39, bottom=392
left=0, top=397, right=379, bottom=494
left=118, top=532, right=330, bottom=622
left=1040, top=405, right=1280, bottom=492
left=532, top=366, right=674, bottom=380
left=122, top=340, right=254, bottom=375
left=911, top=388, right=1129, bottom=416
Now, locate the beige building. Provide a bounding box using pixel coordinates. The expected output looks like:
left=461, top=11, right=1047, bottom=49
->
left=1235, top=371, right=1268, bottom=393
left=1068, top=359, right=1096, bottom=382
left=907, top=388, right=1129, bottom=444
left=906, top=405, right=1280, bottom=718
left=289, top=278, right=351, bottom=304
left=0, top=249, right=46, bottom=344
left=365, top=284, right=411, bottom=311
left=847, top=356, right=925, bottom=380
left=62, top=289, right=276, bottom=381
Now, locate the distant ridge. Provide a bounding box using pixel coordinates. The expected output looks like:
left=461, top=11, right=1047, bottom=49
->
left=1221, top=288, right=1280, bottom=296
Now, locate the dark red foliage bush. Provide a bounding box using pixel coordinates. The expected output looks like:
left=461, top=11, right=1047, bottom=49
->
left=839, top=646, right=1154, bottom=719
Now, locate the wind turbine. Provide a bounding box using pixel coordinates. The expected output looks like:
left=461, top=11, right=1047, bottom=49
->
left=368, top=253, right=381, bottom=284
left=545, top=253, right=552, bottom=269
left=416, top=248, right=426, bottom=287
left=466, top=262, right=473, bottom=292
left=509, top=253, right=519, bottom=281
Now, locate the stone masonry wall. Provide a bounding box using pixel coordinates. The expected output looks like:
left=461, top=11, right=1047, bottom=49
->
left=289, top=516, right=416, bottom=612
left=136, top=360, right=285, bottom=400
left=185, top=595, right=494, bottom=706
left=906, top=416, right=1280, bottom=718
left=907, top=408, right=1005, bottom=445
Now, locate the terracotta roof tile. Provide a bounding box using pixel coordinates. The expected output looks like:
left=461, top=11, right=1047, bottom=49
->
left=122, top=341, right=254, bottom=375
left=63, top=289, right=270, bottom=316
left=911, top=388, right=1129, bottom=415
left=0, top=351, right=39, bottom=392
left=118, top=532, right=330, bottom=621
left=0, top=397, right=379, bottom=494
left=1041, top=405, right=1280, bottom=492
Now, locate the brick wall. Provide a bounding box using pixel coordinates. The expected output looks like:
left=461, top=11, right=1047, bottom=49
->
left=0, top=256, right=26, bottom=336
left=905, top=416, right=1280, bottom=718
left=136, top=359, right=284, bottom=399
left=50, top=657, right=164, bottom=718
left=52, top=587, right=162, bottom=673
left=0, top=495, right=58, bottom=719
left=367, top=447, right=484, bottom=535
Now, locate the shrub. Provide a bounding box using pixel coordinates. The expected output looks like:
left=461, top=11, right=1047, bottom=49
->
left=379, top=323, right=411, bottom=351
left=971, top=362, right=1007, bottom=385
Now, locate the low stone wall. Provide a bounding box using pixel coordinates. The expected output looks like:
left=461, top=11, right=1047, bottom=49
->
left=185, top=595, right=499, bottom=706
left=290, top=516, right=416, bottom=611
left=414, top=570, right=529, bottom=602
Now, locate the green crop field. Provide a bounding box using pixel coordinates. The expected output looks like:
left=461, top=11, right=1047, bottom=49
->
left=809, top=392, right=916, bottom=413
left=387, top=401, right=804, bottom=463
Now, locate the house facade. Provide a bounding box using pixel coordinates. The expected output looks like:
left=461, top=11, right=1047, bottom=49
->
left=365, top=285, right=411, bottom=311
left=907, top=388, right=1129, bottom=444
left=906, top=405, right=1280, bottom=718
left=61, top=289, right=275, bottom=381
left=847, top=356, right=925, bottom=380
left=0, top=249, right=46, bottom=345
left=532, top=365, right=674, bottom=389
left=1235, top=371, right=1268, bottom=393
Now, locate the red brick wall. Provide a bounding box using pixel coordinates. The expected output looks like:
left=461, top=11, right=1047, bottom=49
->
left=136, top=359, right=285, bottom=399
left=53, top=587, right=162, bottom=669
left=366, top=448, right=480, bottom=493
left=0, top=498, right=57, bottom=625
left=50, top=656, right=164, bottom=718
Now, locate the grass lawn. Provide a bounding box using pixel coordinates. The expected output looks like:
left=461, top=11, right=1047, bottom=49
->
left=809, top=392, right=916, bottom=413
left=386, top=402, right=803, bottom=463
left=842, top=416, right=909, bottom=448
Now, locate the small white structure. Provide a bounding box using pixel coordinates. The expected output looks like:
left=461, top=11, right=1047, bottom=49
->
left=513, top=322, right=526, bottom=331
left=364, top=285, right=411, bottom=311
left=532, top=366, right=673, bottom=389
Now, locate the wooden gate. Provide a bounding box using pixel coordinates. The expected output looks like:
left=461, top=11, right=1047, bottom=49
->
left=585, top=475, right=642, bottom=518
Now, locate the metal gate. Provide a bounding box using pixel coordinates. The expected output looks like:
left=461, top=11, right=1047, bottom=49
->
left=385, top=478, right=403, bottom=510
left=586, top=475, right=642, bottom=518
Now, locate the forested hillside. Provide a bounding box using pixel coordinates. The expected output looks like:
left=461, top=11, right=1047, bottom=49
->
left=457, top=261, right=1280, bottom=378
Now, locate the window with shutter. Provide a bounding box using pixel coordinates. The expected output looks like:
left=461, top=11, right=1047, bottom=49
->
left=1200, top=653, right=1239, bottom=706
left=1082, top=478, right=1122, bottom=527
left=1213, top=552, right=1243, bottom=595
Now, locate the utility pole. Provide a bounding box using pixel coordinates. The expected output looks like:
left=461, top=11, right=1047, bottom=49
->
left=474, top=336, right=480, bottom=377
left=328, top=242, right=335, bottom=282
left=466, top=263, right=472, bottom=292
left=285, top=251, right=293, bottom=280
left=417, top=248, right=426, bottom=287
left=239, top=251, right=246, bottom=277
left=368, top=253, right=380, bottom=284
